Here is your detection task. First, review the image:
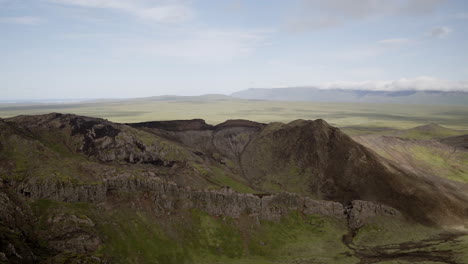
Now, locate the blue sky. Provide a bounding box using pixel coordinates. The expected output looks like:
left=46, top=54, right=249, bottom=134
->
left=1, top=0, right=468, bottom=100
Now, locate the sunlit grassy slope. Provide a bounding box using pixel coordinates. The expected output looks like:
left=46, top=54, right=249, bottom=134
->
left=1, top=96, right=468, bottom=130
left=353, top=135, right=468, bottom=183
left=32, top=199, right=468, bottom=264
left=31, top=199, right=357, bottom=264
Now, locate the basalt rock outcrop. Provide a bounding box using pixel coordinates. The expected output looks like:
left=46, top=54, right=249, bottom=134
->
left=128, top=119, right=266, bottom=164
left=0, top=187, right=105, bottom=264
left=11, top=176, right=404, bottom=229
left=126, top=119, right=214, bottom=131
left=345, top=200, right=402, bottom=229
left=5, top=113, right=199, bottom=166
left=0, top=190, right=42, bottom=263
left=14, top=177, right=347, bottom=221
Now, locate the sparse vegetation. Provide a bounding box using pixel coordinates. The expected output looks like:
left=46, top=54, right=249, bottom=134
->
left=30, top=199, right=357, bottom=264
left=2, top=99, right=468, bottom=130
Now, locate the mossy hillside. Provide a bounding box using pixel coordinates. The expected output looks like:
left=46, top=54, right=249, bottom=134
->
left=208, top=166, right=256, bottom=193
left=351, top=217, right=468, bottom=264
left=182, top=209, right=245, bottom=259
left=453, top=235, right=468, bottom=263
left=244, top=212, right=355, bottom=264
left=395, top=124, right=465, bottom=140
left=120, top=126, right=195, bottom=162
left=353, top=135, right=468, bottom=184
left=96, top=211, right=191, bottom=264
left=0, top=133, right=71, bottom=181
left=41, top=252, right=102, bottom=264
left=249, top=150, right=313, bottom=195
left=30, top=199, right=357, bottom=264
left=0, top=125, right=203, bottom=186
left=187, top=162, right=256, bottom=193
left=372, top=261, right=448, bottom=264
left=340, top=126, right=396, bottom=136
left=35, top=128, right=84, bottom=158
left=98, top=209, right=356, bottom=264
left=240, top=123, right=315, bottom=196
left=416, top=234, right=468, bottom=264
left=30, top=199, right=94, bottom=232
left=345, top=123, right=466, bottom=139
left=253, top=166, right=315, bottom=196
left=352, top=217, right=440, bottom=247
left=0, top=130, right=101, bottom=184
left=1, top=124, right=251, bottom=191
left=27, top=200, right=95, bottom=261
left=0, top=134, right=36, bottom=180
left=4, top=115, right=199, bottom=167
left=408, top=145, right=468, bottom=183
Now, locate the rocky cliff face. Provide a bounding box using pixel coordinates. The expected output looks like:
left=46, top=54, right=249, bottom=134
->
left=15, top=177, right=347, bottom=221
left=128, top=119, right=265, bottom=165
left=0, top=187, right=106, bottom=264
left=345, top=200, right=402, bottom=229
left=0, top=190, right=41, bottom=263
left=6, top=113, right=199, bottom=166
left=127, top=119, right=214, bottom=131
left=12, top=176, right=405, bottom=228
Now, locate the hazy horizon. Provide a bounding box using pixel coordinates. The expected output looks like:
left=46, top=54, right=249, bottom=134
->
left=1, top=0, right=468, bottom=100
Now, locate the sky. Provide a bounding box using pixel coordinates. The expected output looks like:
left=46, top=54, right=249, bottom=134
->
left=1, top=0, right=468, bottom=100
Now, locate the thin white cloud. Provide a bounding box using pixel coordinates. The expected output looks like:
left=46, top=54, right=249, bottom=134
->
left=429, top=26, right=453, bottom=38
left=286, top=17, right=339, bottom=32
left=452, top=12, right=468, bottom=19
left=377, top=38, right=411, bottom=45
left=302, top=0, right=445, bottom=17
left=0, top=16, right=44, bottom=25
left=288, top=0, right=446, bottom=31
left=117, top=29, right=272, bottom=63
left=318, top=77, right=468, bottom=91
left=135, top=5, right=193, bottom=23
left=48, top=0, right=194, bottom=23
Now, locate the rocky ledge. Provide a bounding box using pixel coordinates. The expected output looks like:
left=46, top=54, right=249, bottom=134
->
left=13, top=177, right=401, bottom=228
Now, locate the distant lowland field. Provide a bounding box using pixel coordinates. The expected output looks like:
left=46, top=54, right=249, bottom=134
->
left=2, top=91, right=468, bottom=264
left=1, top=92, right=468, bottom=134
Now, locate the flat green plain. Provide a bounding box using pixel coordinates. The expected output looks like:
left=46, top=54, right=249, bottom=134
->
left=1, top=97, right=468, bottom=130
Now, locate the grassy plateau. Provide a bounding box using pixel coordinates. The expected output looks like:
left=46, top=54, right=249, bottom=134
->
left=1, top=96, right=468, bottom=130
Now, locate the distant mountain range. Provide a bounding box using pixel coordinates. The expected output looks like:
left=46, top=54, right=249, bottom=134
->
left=3, top=89, right=468, bottom=106
left=231, top=88, right=468, bottom=105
